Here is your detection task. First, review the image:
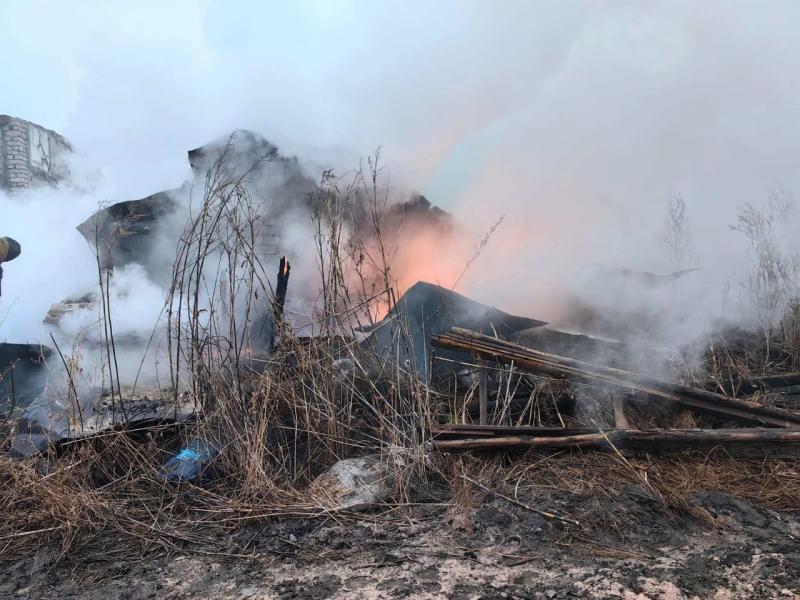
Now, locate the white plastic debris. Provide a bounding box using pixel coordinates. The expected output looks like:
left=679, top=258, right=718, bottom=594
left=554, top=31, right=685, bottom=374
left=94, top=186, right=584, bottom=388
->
left=311, top=454, right=397, bottom=509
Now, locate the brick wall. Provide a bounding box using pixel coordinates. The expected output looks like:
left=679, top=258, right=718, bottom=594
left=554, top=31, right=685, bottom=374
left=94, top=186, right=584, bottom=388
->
left=0, top=115, right=72, bottom=190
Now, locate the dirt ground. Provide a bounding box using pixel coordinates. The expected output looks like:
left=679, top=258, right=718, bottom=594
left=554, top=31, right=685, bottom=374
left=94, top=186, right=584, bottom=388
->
left=1, top=485, right=798, bottom=600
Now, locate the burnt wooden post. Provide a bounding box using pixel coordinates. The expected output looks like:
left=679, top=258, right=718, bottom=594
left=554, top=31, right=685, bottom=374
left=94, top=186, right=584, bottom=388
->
left=270, top=256, right=291, bottom=352
left=275, top=256, right=291, bottom=320
left=478, top=362, right=489, bottom=425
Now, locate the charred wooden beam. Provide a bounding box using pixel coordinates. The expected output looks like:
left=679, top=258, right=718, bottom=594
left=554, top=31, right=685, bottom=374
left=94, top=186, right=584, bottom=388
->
left=435, top=432, right=608, bottom=450
left=432, top=424, right=599, bottom=439
left=270, top=256, right=291, bottom=352
left=433, top=427, right=800, bottom=451
left=708, top=372, right=800, bottom=395
left=274, top=256, right=291, bottom=320
left=431, top=328, right=800, bottom=428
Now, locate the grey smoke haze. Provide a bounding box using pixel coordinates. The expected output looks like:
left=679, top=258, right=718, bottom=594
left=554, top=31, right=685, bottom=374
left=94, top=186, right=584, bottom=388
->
left=3, top=1, right=800, bottom=346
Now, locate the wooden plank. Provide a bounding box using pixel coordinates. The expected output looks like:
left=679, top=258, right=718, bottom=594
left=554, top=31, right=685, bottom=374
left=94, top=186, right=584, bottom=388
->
left=433, top=428, right=800, bottom=451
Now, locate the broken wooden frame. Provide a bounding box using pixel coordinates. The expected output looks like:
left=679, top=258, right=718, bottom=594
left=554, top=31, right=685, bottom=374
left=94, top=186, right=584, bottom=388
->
left=431, top=327, right=800, bottom=429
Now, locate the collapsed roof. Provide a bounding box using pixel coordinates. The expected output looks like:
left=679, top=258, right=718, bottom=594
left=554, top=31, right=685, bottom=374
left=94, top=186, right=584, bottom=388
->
left=361, top=281, right=547, bottom=381
left=76, top=130, right=318, bottom=280
left=77, top=191, right=178, bottom=273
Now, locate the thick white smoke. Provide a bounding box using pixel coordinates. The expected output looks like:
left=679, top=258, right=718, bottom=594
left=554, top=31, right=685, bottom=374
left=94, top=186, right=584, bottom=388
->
left=1, top=184, right=104, bottom=342
left=3, top=1, right=800, bottom=356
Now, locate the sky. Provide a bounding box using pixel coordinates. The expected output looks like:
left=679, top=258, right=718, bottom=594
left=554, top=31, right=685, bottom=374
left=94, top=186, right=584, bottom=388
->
left=3, top=1, right=800, bottom=338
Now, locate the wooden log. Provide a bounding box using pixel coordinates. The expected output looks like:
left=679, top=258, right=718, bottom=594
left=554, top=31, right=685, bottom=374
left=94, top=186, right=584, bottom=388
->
left=431, top=424, right=601, bottom=439
left=431, top=328, right=800, bottom=428
left=624, top=428, right=800, bottom=445
left=435, top=432, right=610, bottom=450
left=433, top=428, right=800, bottom=451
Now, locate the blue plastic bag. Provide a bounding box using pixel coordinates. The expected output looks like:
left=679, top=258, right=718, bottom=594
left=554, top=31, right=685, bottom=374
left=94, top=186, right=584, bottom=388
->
left=158, top=438, right=219, bottom=482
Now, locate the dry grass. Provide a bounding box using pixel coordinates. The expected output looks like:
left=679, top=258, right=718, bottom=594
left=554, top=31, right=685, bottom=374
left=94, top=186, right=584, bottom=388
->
left=0, top=143, right=436, bottom=561
left=443, top=456, right=479, bottom=532
left=501, top=448, right=800, bottom=512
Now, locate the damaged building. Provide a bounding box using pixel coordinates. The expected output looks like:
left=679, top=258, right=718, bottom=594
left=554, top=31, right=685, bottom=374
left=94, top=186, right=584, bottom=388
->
left=0, top=115, right=71, bottom=190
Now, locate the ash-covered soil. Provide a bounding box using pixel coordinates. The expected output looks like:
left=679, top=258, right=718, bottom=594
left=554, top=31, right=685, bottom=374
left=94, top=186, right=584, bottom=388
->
left=2, top=486, right=798, bottom=600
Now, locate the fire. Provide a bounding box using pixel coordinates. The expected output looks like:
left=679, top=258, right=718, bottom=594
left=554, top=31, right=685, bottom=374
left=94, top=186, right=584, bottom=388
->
left=279, top=256, right=290, bottom=278
left=389, top=226, right=471, bottom=292
left=349, top=217, right=479, bottom=322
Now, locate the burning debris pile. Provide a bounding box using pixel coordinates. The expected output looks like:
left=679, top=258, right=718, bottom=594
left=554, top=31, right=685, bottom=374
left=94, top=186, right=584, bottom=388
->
left=1, top=121, right=800, bottom=583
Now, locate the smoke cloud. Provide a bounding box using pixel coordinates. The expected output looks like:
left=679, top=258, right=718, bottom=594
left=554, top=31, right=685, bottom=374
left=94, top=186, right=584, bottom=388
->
left=4, top=1, right=800, bottom=354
